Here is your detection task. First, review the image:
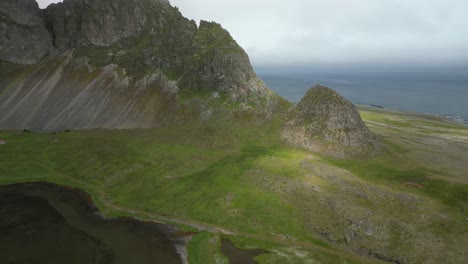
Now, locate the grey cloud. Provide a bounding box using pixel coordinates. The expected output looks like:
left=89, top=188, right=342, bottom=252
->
left=36, top=0, right=468, bottom=68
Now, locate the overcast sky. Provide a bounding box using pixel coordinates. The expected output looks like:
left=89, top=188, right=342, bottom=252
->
left=37, top=0, right=468, bottom=69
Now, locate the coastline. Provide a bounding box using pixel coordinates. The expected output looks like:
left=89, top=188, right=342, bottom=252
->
left=358, top=104, right=468, bottom=126
left=258, top=73, right=468, bottom=126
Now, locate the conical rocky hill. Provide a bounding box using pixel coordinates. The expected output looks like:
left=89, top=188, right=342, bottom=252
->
left=281, top=85, right=380, bottom=158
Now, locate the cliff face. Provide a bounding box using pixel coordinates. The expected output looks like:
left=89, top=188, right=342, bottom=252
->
left=179, top=21, right=273, bottom=105
left=282, top=85, right=380, bottom=158
left=43, top=0, right=171, bottom=51
left=0, top=0, right=55, bottom=64
left=0, top=0, right=278, bottom=131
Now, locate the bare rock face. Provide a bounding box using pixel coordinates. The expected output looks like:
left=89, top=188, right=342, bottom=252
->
left=43, top=0, right=197, bottom=79
left=0, top=0, right=55, bottom=64
left=281, top=85, right=380, bottom=158
left=180, top=21, right=275, bottom=106
left=43, top=0, right=172, bottom=50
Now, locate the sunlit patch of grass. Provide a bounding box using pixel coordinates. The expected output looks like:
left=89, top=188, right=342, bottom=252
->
left=187, top=232, right=226, bottom=264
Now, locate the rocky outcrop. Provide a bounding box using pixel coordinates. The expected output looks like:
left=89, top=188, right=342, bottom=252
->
left=0, top=0, right=55, bottom=64
left=281, top=85, right=380, bottom=158
left=44, top=0, right=197, bottom=79
left=0, top=0, right=279, bottom=130
left=179, top=21, right=274, bottom=105
left=43, top=0, right=173, bottom=50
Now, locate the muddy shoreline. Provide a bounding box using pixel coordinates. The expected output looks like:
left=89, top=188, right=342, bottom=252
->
left=221, top=238, right=267, bottom=264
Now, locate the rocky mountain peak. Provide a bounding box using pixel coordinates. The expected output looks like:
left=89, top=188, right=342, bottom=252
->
left=0, top=0, right=40, bottom=23
left=43, top=0, right=173, bottom=51
left=0, top=0, right=56, bottom=64
left=0, top=0, right=279, bottom=130
left=180, top=20, right=274, bottom=104
left=281, top=85, right=380, bottom=158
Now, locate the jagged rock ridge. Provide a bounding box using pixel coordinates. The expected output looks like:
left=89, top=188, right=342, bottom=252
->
left=0, top=0, right=278, bottom=130
left=281, top=85, right=380, bottom=158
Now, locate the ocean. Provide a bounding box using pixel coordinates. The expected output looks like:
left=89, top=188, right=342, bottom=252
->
left=258, top=72, right=468, bottom=123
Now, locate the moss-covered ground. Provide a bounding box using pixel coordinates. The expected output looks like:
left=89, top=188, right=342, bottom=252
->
left=0, top=107, right=466, bottom=263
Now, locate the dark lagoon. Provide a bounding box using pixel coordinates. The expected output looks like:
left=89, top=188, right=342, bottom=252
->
left=0, top=182, right=186, bottom=264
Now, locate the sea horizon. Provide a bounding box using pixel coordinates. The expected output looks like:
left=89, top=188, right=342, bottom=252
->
left=258, top=70, right=468, bottom=124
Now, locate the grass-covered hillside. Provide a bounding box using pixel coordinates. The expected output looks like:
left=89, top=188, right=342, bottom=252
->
left=0, top=107, right=466, bottom=263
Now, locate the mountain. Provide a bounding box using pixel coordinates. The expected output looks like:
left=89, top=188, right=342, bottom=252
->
left=0, top=0, right=279, bottom=131
left=0, top=0, right=378, bottom=158
left=4, top=2, right=466, bottom=264
left=281, top=85, right=380, bottom=158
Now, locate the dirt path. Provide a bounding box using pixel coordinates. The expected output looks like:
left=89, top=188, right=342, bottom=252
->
left=32, top=161, right=381, bottom=264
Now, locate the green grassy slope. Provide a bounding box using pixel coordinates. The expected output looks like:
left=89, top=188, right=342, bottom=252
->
left=0, top=108, right=466, bottom=263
